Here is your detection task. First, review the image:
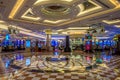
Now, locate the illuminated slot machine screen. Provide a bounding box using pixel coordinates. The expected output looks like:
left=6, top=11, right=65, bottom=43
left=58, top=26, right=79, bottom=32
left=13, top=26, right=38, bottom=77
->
left=110, top=41, right=113, bottom=46
left=6, top=40, right=9, bottom=45
left=15, top=40, right=17, bottom=46
left=12, top=41, right=14, bottom=46
left=92, top=40, right=95, bottom=45
left=104, top=40, right=107, bottom=45
left=32, top=42, right=36, bottom=47
left=55, top=40, right=59, bottom=47
left=16, top=40, right=20, bottom=47
left=51, top=40, right=56, bottom=47
left=96, top=41, right=99, bottom=45
left=86, top=41, right=91, bottom=50
left=38, top=43, right=41, bottom=48
left=113, top=41, right=116, bottom=46
left=18, top=40, right=21, bottom=46
left=86, top=41, right=90, bottom=45
left=107, top=40, right=111, bottom=47
left=99, top=41, right=103, bottom=47
left=9, top=41, right=12, bottom=46
left=21, top=40, right=24, bottom=45
left=26, top=40, right=31, bottom=48
left=5, top=34, right=10, bottom=40
left=3, top=41, right=7, bottom=47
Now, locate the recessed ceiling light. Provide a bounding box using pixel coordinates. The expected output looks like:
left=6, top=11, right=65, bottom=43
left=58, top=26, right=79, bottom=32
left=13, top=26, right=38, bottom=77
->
left=61, top=0, right=73, bottom=2
left=0, top=20, right=5, bottom=23
left=67, top=27, right=90, bottom=29
left=115, top=25, right=120, bottom=28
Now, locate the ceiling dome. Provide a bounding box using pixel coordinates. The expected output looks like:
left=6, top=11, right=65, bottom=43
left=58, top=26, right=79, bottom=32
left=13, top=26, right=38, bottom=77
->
left=32, top=3, right=83, bottom=20
left=47, top=5, right=65, bottom=11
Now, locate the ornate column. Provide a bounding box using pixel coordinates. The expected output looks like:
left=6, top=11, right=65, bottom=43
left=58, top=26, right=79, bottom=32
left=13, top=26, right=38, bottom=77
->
left=45, top=29, right=52, bottom=51
left=64, top=36, right=71, bottom=52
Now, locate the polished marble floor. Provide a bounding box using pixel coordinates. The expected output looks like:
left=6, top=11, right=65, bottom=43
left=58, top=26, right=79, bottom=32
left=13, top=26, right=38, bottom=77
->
left=0, top=51, right=120, bottom=80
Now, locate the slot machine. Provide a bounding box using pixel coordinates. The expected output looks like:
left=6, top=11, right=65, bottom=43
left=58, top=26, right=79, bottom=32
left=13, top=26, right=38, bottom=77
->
left=85, top=32, right=93, bottom=52
left=106, top=40, right=111, bottom=50
left=2, top=40, right=9, bottom=51
left=96, top=41, right=99, bottom=45
left=85, top=41, right=91, bottom=51
left=107, top=40, right=111, bottom=47
left=6, top=40, right=9, bottom=51
left=9, top=41, right=12, bottom=51
left=21, top=40, right=25, bottom=50
left=25, top=40, right=31, bottom=52
left=116, top=36, right=120, bottom=55
left=98, top=40, right=103, bottom=51
left=2, top=40, right=6, bottom=51
left=11, top=41, right=15, bottom=51
left=16, top=40, right=21, bottom=50
left=92, top=40, right=97, bottom=51
left=103, top=40, right=107, bottom=50
left=31, top=41, right=36, bottom=52
left=38, top=41, right=42, bottom=52
left=92, top=40, right=95, bottom=46
left=112, top=41, right=117, bottom=54
left=51, top=40, right=56, bottom=51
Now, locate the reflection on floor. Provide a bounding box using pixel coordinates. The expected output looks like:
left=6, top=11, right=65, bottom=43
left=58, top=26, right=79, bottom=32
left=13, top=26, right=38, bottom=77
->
left=0, top=51, right=120, bottom=80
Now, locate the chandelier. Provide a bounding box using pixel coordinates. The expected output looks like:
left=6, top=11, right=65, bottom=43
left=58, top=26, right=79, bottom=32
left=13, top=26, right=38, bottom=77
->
left=8, top=25, right=19, bottom=34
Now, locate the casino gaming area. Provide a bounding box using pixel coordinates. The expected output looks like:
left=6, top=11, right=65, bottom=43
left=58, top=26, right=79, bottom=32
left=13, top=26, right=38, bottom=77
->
left=1, top=0, right=120, bottom=80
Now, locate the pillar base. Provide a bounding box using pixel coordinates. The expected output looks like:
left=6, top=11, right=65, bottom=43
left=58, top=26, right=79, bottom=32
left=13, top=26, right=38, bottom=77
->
left=64, top=47, right=71, bottom=52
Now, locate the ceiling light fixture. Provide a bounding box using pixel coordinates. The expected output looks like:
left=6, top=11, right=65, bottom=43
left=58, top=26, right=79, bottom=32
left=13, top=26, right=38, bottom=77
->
left=0, top=24, right=45, bottom=38
left=0, top=20, right=5, bottom=23
left=77, top=0, right=102, bottom=16
left=67, top=27, right=90, bottom=29
left=20, top=31, right=45, bottom=38
left=103, top=20, right=120, bottom=24
left=44, top=19, right=69, bottom=24
left=34, top=0, right=48, bottom=5
left=9, top=0, right=25, bottom=19
left=21, top=8, right=41, bottom=21
left=34, top=0, right=73, bottom=5
left=115, top=25, right=120, bottom=28
left=110, top=0, right=120, bottom=7
left=11, top=26, right=32, bottom=32
left=0, top=24, right=8, bottom=29
left=57, top=29, right=64, bottom=31
left=61, top=0, right=73, bottom=2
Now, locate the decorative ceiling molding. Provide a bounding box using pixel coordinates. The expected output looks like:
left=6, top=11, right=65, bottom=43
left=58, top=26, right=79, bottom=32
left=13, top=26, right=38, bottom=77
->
left=6, top=0, right=120, bottom=28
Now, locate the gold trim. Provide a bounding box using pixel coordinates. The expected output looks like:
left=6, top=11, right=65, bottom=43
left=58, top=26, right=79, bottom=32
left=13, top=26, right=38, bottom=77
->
left=8, top=0, right=120, bottom=26
left=59, top=6, right=120, bottom=26
left=103, top=20, right=120, bottom=24
left=9, top=0, right=25, bottom=19
left=9, top=18, right=57, bottom=26
left=110, top=0, right=120, bottom=7
left=43, top=19, right=69, bottom=24
left=21, top=9, right=41, bottom=21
